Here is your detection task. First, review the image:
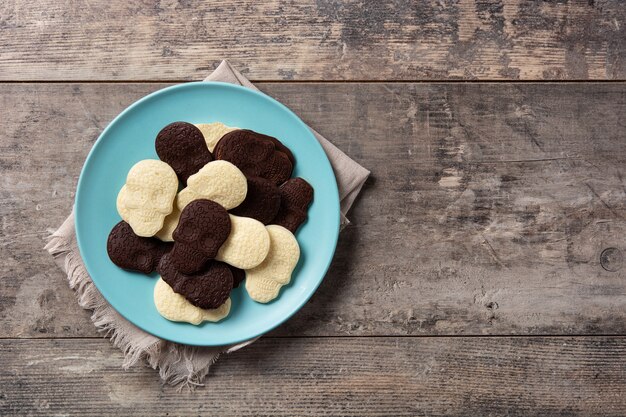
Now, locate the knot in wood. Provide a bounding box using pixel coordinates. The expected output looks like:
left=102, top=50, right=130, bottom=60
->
left=600, top=248, right=623, bottom=272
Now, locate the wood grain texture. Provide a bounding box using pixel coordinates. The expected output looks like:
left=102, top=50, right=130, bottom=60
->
left=1, top=337, right=625, bottom=416
left=1, top=82, right=624, bottom=338
left=1, top=0, right=625, bottom=81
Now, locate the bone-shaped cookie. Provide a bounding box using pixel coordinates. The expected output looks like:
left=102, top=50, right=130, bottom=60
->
left=116, top=159, right=178, bottom=237
left=154, top=278, right=231, bottom=324
left=177, top=160, right=247, bottom=211
left=245, top=225, right=300, bottom=303
left=195, top=122, right=239, bottom=152
left=215, top=214, right=270, bottom=269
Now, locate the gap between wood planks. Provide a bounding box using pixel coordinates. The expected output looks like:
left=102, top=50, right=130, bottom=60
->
left=1, top=79, right=626, bottom=84
left=2, top=335, right=625, bottom=340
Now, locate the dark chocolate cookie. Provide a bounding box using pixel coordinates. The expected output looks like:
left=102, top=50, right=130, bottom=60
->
left=155, top=121, right=213, bottom=183
left=230, top=176, right=281, bottom=224
left=158, top=254, right=233, bottom=309
left=214, top=129, right=293, bottom=185
left=228, top=265, right=246, bottom=288
left=170, top=199, right=231, bottom=274
left=107, top=221, right=172, bottom=273
left=272, top=177, right=314, bottom=233
left=269, top=137, right=295, bottom=166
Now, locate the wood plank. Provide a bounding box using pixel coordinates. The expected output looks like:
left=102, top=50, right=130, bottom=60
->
left=0, top=0, right=625, bottom=81
left=0, top=337, right=625, bottom=416
left=0, top=82, right=625, bottom=338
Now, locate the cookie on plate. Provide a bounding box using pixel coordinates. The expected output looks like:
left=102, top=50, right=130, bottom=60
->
left=245, top=225, right=300, bottom=303
left=229, top=265, right=246, bottom=288
left=107, top=221, right=172, bottom=273
left=158, top=254, right=233, bottom=309
left=215, top=214, right=270, bottom=270
left=230, top=176, right=281, bottom=224
left=155, top=122, right=213, bottom=183
left=195, top=122, right=239, bottom=152
left=169, top=199, right=231, bottom=274
left=154, top=278, right=231, bottom=324
left=155, top=194, right=181, bottom=242
left=177, top=160, right=247, bottom=211
left=272, top=177, right=314, bottom=233
left=214, top=129, right=293, bottom=185
left=116, top=159, right=178, bottom=237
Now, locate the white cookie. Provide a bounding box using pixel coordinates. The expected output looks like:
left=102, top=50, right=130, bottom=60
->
left=177, top=160, right=247, bottom=211
left=245, top=225, right=300, bottom=303
left=195, top=122, right=239, bottom=152
left=215, top=214, right=270, bottom=269
left=155, top=195, right=181, bottom=242
left=117, top=159, right=178, bottom=237
left=154, top=278, right=231, bottom=324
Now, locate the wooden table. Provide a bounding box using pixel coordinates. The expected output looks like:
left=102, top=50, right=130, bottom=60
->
left=1, top=1, right=625, bottom=415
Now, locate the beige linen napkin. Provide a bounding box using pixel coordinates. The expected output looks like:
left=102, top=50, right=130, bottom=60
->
left=45, top=60, right=369, bottom=388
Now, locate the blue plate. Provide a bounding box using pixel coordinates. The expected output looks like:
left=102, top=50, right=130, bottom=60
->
left=75, top=82, right=340, bottom=346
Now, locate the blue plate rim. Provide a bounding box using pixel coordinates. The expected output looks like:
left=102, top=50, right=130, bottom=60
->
left=74, top=81, right=340, bottom=346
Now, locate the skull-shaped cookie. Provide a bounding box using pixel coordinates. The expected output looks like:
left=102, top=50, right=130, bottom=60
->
left=228, top=265, right=246, bottom=288
left=214, top=129, right=293, bottom=185
left=155, top=122, right=213, bottom=183
left=272, top=177, right=314, bottom=233
left=169, top=199, right=231, bottom=274
left=195, top=122, right=239, bottom=152
left=158, top=254, right=233, bottom=309
left=177, top=160, right=248, bottom=211
left=107, top=221, right=172, bottom=273
left=245, top=225, right=300, bottom=303
left=215, top=214, right=270, bottom=269
left=117, top=159, right=178, bottom=237
left=155, top=195, right=181, bottom=242
left=268, top=136, right=295, bottom=166
left=154, top=278, right=231, bottom=325
left=230, top=176, right=281, bottom=224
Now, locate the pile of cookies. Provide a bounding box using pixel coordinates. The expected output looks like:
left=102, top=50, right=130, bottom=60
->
left=107, top=122, right=313, bottom=324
